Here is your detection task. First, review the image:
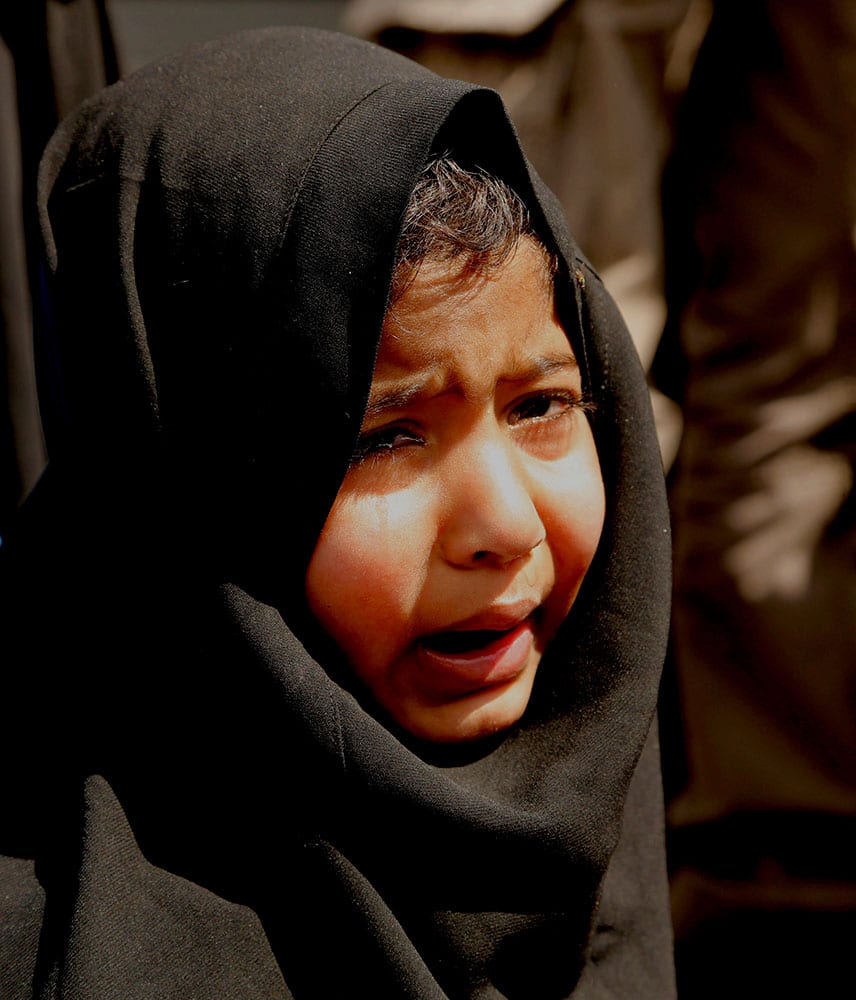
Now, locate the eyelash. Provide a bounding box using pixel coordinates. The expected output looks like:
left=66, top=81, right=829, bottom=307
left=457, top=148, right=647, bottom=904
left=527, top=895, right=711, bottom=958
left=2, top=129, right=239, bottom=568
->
left=350, top=391, right=595, bottom=466
left=507, top=389, right=594, bottom=425
left=350, top=425, right=425, bottom=465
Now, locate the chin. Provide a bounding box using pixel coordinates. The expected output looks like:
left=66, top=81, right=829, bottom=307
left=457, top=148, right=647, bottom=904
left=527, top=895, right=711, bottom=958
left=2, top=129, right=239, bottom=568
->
left=397, top=672, right=537, bottom=743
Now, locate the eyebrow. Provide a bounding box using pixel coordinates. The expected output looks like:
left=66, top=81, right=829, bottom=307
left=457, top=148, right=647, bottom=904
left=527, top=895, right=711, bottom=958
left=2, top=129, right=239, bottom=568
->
left=363, top=352, right=579, bottom=419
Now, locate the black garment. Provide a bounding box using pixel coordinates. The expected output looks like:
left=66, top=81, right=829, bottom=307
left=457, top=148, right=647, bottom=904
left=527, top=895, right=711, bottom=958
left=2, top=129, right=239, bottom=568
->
left=0, top=27, right=673, bottom=999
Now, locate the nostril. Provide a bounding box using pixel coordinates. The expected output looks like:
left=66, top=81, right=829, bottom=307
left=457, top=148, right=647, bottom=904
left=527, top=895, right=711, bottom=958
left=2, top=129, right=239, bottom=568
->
left=468, top=535, right=544, bottom=568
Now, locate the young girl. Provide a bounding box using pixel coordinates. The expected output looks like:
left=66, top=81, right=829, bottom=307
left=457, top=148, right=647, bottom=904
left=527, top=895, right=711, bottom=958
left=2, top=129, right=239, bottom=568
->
left=0, top=27, right=674, bottom=999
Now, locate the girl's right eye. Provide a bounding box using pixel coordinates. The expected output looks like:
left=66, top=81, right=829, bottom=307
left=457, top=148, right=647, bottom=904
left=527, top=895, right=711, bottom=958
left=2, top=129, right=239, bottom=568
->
left=351, top=425, right=425, bottom=465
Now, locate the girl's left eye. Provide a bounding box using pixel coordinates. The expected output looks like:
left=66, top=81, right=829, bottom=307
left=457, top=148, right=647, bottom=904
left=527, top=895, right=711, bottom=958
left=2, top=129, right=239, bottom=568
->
left=351, top=425, right=425, bottom=465
left=508, top=392, right=579, bottom=425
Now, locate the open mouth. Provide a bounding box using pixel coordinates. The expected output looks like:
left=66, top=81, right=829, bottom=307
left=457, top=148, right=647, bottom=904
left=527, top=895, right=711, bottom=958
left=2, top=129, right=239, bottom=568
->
left=421, top=628, right=511, bottom=655
left=415, top=615, right=537, bottom=694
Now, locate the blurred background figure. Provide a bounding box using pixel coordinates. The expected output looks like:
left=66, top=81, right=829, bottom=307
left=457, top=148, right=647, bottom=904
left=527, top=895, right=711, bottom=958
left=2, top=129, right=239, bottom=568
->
left=660, top=1, right=856, bottom=993
left=1, top=0, right=117, bottom=541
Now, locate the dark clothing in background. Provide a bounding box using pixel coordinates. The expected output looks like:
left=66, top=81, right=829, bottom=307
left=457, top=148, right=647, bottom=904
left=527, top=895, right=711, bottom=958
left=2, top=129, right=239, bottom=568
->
left=0, top=0, right=117, bottom=535
left=0, top=27, right=674, bottom=999
left=663, top=1, right=856, bottom=991
left=666, top=0, right=856, bottom=823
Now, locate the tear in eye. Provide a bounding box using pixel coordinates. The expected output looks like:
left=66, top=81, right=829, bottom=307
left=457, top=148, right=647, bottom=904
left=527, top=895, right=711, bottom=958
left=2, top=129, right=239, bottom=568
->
left=351, top=425, right=424, bottom=464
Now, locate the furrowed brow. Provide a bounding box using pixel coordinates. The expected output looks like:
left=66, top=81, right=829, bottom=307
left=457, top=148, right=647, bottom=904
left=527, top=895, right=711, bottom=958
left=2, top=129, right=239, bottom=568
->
left=363, top=378, right=436, bottom=420
left=363, top=352, right=579, bottom=420
left=503, top=352, right=579, bottom=383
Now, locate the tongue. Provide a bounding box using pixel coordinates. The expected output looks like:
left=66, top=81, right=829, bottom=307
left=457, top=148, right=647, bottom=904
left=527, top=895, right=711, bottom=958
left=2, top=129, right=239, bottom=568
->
left=422, top=629, right=506, bottom=654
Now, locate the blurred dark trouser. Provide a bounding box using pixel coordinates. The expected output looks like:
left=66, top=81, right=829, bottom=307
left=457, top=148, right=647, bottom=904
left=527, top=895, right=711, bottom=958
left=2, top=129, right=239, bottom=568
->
left=1, top=0, right=117, bottom=537
left=662, top=0, right=856, bottom=991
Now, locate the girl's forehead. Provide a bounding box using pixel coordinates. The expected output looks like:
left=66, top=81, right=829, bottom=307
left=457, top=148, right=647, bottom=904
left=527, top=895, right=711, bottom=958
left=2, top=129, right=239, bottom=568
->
left=368, top=244, right=577, bottom=410
left=379, top=242, right=564, bottom=361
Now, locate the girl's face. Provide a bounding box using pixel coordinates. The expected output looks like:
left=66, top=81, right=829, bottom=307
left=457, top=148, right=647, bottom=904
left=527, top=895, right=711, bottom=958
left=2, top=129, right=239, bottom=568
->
left=306, top=241, right=605, bottom=742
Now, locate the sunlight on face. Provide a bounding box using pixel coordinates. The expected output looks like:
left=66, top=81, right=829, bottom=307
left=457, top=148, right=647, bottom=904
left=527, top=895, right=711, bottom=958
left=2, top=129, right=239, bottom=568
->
left=306, top=241, right=605, bottom=742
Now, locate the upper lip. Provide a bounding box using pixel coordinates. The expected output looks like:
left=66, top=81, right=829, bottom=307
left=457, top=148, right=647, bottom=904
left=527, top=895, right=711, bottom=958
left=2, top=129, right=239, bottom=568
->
left=423, top=599, right=540, bottom=637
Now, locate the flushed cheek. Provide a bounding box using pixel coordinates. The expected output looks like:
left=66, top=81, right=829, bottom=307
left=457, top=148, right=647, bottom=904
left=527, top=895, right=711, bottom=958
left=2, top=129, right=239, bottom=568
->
left=306, top=488, right=435, bottom=667
left=540, top=460, right=606, bottom=622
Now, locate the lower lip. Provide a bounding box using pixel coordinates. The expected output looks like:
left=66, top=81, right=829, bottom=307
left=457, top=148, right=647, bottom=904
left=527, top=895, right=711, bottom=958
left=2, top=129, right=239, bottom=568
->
left=416, top=618, right=535, bottom=695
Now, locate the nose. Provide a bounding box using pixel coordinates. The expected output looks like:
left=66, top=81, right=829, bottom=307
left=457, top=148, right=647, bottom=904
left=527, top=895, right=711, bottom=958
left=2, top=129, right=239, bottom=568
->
left=440, top=439, right=546, bottom=569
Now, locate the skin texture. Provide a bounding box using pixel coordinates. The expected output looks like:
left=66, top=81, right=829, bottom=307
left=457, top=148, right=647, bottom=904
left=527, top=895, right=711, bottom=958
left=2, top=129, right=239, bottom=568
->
left=306, top=241, right=605, bottom=742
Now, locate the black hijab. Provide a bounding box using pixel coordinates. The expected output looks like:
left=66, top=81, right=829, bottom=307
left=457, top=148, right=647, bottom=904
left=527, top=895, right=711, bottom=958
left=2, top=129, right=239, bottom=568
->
left=0, top=27, right=673, bottom=999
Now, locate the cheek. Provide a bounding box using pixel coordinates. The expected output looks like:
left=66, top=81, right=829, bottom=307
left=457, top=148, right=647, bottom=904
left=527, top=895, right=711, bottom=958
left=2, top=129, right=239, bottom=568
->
left=305, top=487, right=434, bottom=665
left=541, top=435, right=606, bottom=601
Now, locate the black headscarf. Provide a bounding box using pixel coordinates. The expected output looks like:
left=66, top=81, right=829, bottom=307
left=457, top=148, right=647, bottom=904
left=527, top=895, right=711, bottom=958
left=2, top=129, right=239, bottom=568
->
left=0, top=27, right=673, bottom=1000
